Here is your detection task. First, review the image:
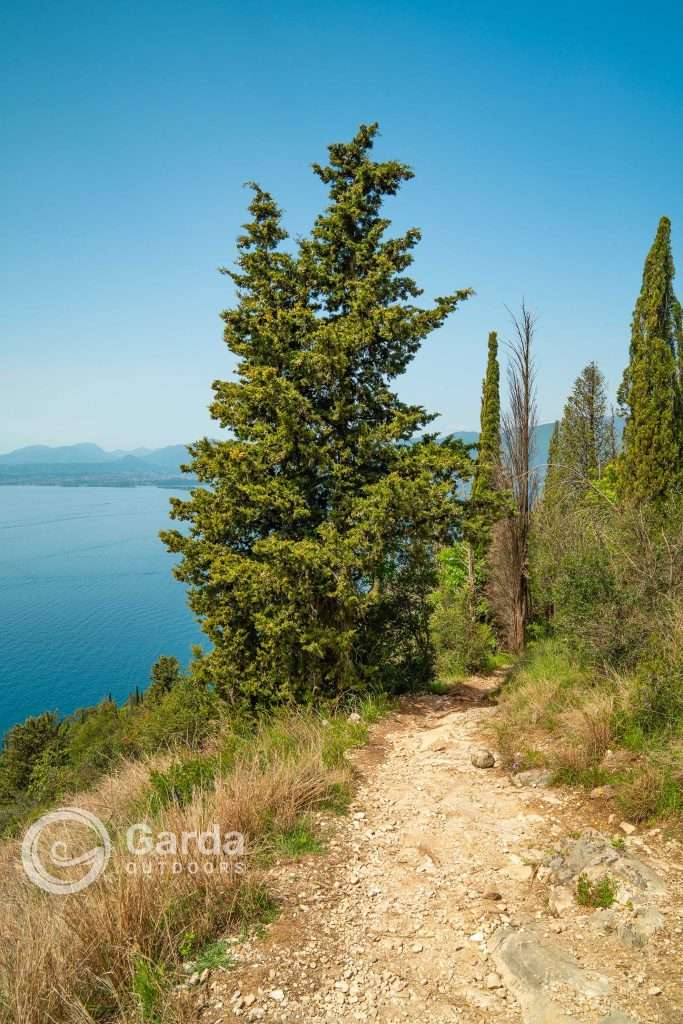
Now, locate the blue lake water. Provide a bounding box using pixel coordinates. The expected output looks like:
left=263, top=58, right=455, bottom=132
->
left=0, top=486, right=202, bottom=737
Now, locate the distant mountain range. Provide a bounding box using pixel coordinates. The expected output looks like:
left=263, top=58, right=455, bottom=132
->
left=0, top=422, right=622, bottom=487
left=0, top=443, right=193, bottom=487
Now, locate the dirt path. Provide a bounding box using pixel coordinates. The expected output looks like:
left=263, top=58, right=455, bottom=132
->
left=195, top=678, right=683, bottom=1024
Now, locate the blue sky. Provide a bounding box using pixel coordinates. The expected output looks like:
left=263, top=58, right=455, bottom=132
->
left=2, top=1, right=682, bottom=451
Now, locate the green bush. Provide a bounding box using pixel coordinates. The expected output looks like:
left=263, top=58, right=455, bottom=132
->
left=430, top=544, right=496, bottom=678
left=149, top=756, right=217, bottom=809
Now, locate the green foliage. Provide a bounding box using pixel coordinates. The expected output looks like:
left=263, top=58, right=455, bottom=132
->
left=191, top=939, right=233, bottom=973
left=132, top=957, right=166, bottom=1023
left=124, top=680, right=220, bottom=754
left=269, top=817, right=324, bottom=858
left=618, top=216, right=683, bottom=504
left=576, top=873, right=617, bottom=908
left=161, top=124, right=473, bottom=706
left=471, top=331, right=502, bottom=507
left=531, top=497, right=683, bottom=667
left=0, top=662, right=222, bottom=832
left=146, top=656, right=182, bottom=703
left=0, top=712, right=62, bottom=795
left=149, top=756, right=217, bottom=809
left=430, top=544, right=496, bottom=677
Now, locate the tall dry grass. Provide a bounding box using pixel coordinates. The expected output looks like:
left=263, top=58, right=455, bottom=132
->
left=0, top=709, right=366, bottom=1024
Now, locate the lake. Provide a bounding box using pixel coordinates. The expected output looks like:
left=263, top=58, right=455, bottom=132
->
left=0, top=486, right=202, bottom=737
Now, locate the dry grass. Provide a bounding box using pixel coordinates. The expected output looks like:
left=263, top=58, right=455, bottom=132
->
left=0, top=710, right=360, bottom=1024
left=552, top=694, right=615, bottom=775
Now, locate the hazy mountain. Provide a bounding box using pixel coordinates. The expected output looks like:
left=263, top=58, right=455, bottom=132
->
left=0, top=443, right=193, bottom=486
left=0, top=442, right=115, bottom=464
left=0, top=426, right=622, bottom=486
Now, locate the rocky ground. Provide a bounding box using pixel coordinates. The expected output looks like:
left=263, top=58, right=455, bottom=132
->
left=184, top=676, right=683, bottom=1023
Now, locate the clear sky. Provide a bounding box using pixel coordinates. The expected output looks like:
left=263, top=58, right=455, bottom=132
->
left=2, top=0, right=682, bottom=451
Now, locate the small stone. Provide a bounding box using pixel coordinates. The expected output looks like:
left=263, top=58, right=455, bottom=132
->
left=548, top=885, right=574, bottom=917
left=188, top=972, right=200, bottom=986
left=648, top=985, right=662, bottom=996
left=269, top=989, right=285, bottom=1002
left=469, top=931, right=484, bottom=943
left=484, top=891, right=502, bottom=901
left=485, top=972, right=502, bottom=990
left=347, top=712, right=362, bottom=723
left=199, top=968, right=209, bottom=983
left=471, top=749, right=495, bottom=769
left=243, top=995, right=256, bottom=1007
left=619, top=821, right=636, bottom=835
left=410, top=942, right=423, bottom=953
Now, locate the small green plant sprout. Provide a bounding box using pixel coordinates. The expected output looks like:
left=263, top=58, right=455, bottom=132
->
left=576, top=872, right=617, bottom=908
left=611, top=835, right=626, bottom=851
left=193, top=939, right=233, bottom=973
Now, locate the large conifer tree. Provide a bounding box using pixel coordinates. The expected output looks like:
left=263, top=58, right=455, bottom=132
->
left=618, top=217, right=683, bottom=503
left=162, top=125, right=472, bottom=705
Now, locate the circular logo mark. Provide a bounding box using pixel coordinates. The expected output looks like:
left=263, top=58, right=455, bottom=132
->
left=21, top=807, right=111, bottom=895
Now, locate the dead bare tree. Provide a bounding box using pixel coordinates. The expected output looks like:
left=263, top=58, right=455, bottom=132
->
left=488, top=302, right=539, bottom=652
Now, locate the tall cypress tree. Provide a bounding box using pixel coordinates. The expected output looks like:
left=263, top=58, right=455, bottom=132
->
left=618, top=217, right=683, bottom=502
left=472, top=331, right=501, bottom=500
left=162, top=125, right=472, bottom=705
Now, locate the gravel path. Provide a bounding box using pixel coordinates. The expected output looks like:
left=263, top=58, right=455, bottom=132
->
left=192, top=677, right=683, bottom=1023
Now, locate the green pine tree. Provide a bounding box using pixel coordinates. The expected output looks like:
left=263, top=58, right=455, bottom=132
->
left=618, top=217, right=683, bottom=503
left=162, top=125, right=473, bottom=705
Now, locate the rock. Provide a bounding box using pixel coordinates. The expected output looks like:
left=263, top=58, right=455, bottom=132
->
left=471, top=748, right=495, bottom=769
left=548, top=885, right=574, bottom=917
left=485, top=971, right=502, bottom=989
left=199, top=968, right=209, bottom=983
left=410, top=942, right=423, bottom=953
left=347, top=712, right=362, bottom=724
left=268, top=988, right=285, bottom=1002
left=188, top=972, right=200, bottom=986
left=589, top=908, right=617, bottom=934
left=619, top=821, right=636, bottom=835
left=601, top=1014, right=638, bottom=1024
left=492, top=924, right=611, bottom=998
left=484, top=890, right=502, bottom=901
left=648, top=985, right=663, bottom=996
left=511, top=769, right=554, bottom=788
left=545, top=828, right=664, bottom=895
left=617, top=906, right=665, bottom=948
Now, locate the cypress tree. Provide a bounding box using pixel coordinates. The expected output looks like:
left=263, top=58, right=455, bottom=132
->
left=162, top=125, right=472, bottom=705
left=618, top=217, right=683, bottom=502
left=472, top=331, right=501, bottom=500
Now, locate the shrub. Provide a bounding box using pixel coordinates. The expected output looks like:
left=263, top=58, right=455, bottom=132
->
left=576, top=873, right=617, bottom=908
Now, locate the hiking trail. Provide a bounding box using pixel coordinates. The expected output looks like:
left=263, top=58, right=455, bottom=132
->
left=191, top=676, right=683, bottom=1023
